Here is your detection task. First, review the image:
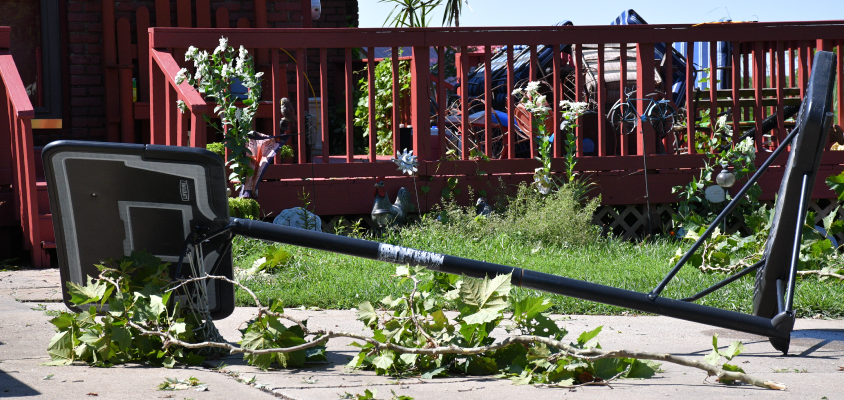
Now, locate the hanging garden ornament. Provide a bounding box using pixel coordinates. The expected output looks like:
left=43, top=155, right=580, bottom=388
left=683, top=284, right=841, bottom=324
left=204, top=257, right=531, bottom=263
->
left=716, top=162, right=736, bottom=189
left=393, top=148, right=418, bottom=176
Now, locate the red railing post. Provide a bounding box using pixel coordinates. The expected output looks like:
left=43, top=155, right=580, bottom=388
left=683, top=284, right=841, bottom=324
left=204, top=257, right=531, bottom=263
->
left=411, top=46, right=431, bottom=161
left=0, top=44, right=41, bottom=266
left=636, top=43, right=656, bottom=155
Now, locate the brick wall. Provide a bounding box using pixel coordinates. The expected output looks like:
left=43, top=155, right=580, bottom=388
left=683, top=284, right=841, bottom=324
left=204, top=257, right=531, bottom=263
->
left=56, top=0, right=359, bottom=144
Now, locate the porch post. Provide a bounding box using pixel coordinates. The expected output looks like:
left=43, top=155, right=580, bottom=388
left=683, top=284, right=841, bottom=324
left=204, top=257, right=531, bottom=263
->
left=411, top=46, right=430, bottom=161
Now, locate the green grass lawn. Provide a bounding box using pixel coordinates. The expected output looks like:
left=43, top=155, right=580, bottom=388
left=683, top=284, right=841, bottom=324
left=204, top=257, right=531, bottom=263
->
left=233, top=232, right=844, bottom=318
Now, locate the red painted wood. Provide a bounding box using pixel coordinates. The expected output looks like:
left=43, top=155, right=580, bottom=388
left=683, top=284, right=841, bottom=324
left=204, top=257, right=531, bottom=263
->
left=136, top=8, right=151, bottom=103
left=301, top=0, right=312, bottom=28
left=708, top=41, right=717, bottom=144
left=117, top=18, right=135, bottom=143
left=366, top=54, right=375, bottom=162
left=190, top=110, right=206, bottom=148
left=254, top=0, right=268, bottom=64
left=0, top=74, right=10, bottom=177
left=753, top=42, right=764, bottom=151
left=215, top=7, right=229, bottom=28
left=0, top=54, right=34, bottom=117
left=483, top=46, right=492, bottom=157
left=776, top=41, right=786, bottom=143
left=730, top=41, right=741, bottom=142
left=296, top=48, right=307, bottom=163
left=596, top=43, right=606, bottom=157
left=799, top=42, right=808, bottom=97
left=0, top=27, right=9, bottom=48
left=196, top=0, right=211, bottom=28
left=637, top=43, right=655, bottom=155
left=176, top=0, right=191, bottom=27
left=460, top=49, right=468, bottom=160
left=270, top=49, right=281, bottom=163
left=684, top=42, right=697, bottom=154
left=103, top=0, right=120, bottom=142
left=528, top=45, right=537, bottom=158
left=165, top=83, right=176, bottom=146
left=0, top=50, right=43, bottom=264
left=391, top=47, right=400, bottom=155
left=619, top=43, right=628, bottom=156
left=320, top=47, right=329, bottom=163
left=155, top=0, right=170, bottom=27
left=742, top=46, right=750, bottom=121
left=411, top=47, right=430, bottom=161
left=237, top=18, right=250, bottom=28
left=838, top=40, right=843, bottom=128
left=149, top=49, right=206, bottom=111
left=574, top=43, right=584, bottom=157
left=149, top=52, right=165, bottom=144
left=345, top=48, right=354, bottom=163
left=176, top=104, right=185, bottom=146
left=19, top=118, right=40, bottom=266
left=148, top=22, right=844, bottom=50
left=437, top=46, right=445, bottom=160
left=552, top=43, right=562, bottom=158
left=506, top=45, right=515, bottom=159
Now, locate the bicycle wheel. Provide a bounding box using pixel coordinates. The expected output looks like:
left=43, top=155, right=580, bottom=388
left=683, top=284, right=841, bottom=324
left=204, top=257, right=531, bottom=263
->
left=646, top=101, right=676, bottom=137
left=608, top=101, right=638, bottom=135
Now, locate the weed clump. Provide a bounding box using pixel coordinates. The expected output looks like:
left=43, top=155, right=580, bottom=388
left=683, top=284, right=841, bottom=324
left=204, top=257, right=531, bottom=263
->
left=229, top=197, right=261, bottom=220
left=405, top=183, right=601, bottom=249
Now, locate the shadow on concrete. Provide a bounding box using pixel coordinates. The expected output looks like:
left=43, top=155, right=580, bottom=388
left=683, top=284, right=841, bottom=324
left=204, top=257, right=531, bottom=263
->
left=0, top=368, right=41, bottom=397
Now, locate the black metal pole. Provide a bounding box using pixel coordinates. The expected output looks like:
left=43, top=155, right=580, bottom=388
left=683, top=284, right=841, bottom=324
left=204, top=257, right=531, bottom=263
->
left=785, top=174, right=810, bottom=312
left=649, top=126, right=799, bottom=299
left=680, top=259, right=765, bottom=302
left=230, top=218, right=788, bottom=340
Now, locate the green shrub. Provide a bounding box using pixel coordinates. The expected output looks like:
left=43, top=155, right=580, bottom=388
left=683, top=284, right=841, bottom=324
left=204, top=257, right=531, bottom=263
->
left=229, top=197, right=261, bottom=220
left=278, top=144, right=294, bottom=159
left=405, top=183, right=601, bottom=248
left=206, top=142, right=225, bottom=160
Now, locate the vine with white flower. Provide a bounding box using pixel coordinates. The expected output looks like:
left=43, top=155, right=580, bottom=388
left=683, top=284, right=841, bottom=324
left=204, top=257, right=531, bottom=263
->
left=512, top=82, right=588, bottom=195
left=175, top=37, right=264, bottom=188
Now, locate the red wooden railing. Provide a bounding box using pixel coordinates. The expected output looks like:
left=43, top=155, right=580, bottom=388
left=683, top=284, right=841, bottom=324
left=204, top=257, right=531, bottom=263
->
left=147, top=22, right=844, bottom=215
left=0, top=27, right=45, bottom=267
left=104, top=0, right=308, bottom=144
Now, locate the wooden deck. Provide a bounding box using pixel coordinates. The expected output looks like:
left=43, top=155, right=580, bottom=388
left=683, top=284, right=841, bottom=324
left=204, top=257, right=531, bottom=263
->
left=3, top=22, right=844, bottom=266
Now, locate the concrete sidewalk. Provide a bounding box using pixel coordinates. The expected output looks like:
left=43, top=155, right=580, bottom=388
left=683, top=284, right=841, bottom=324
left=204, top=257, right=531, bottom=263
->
left=1, top=268, right=843, bottom=399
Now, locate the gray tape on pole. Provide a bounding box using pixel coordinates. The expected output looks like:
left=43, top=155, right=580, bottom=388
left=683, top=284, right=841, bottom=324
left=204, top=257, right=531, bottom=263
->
left=377, top=243, right=445, bottom=270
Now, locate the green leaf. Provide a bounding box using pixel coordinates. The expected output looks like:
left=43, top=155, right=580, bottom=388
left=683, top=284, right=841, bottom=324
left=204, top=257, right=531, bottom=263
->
left=67, top=276, right=108, bottom=306
left=459, top=273, right=512, bottom=324
left=163, top=355, right=176, bottom=368
left=512, top=297, right=552, bottom=320
left=372, top=351, right=395, bottom=371
left=465, top=356, right=498, bottom=375
left=576, top=326, right=603, bottom=347
left=356, top=302, right=378, bottom=326
left=704, top=350, right=721, bottom=366
left=825, top=171, right=844, bottom=201
left=592, top=358, right=626, bottom=380
left=46, top=331, right=74, bottom=365
left=49, top=313, right=76, bottom=331
left=420, top=366, right=449, bottom=379
left=625, top=359, right=660, bottom=379
left=719, top=341, right=745, bottom=361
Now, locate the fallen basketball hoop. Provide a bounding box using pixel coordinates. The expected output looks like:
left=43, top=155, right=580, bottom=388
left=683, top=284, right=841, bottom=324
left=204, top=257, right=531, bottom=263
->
left=42, top=51, right=837, bottom=355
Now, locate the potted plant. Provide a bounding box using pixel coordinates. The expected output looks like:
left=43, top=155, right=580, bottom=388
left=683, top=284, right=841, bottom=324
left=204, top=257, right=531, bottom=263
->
left=279, top=144, right=294, bottom=164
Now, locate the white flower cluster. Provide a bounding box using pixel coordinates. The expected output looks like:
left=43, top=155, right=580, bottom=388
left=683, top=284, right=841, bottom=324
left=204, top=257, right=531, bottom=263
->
left=533, top=167, right=552, bottom=195
left=513, top=81, right=550, bottom=117
left=558, top=100, right=589, bottom=133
